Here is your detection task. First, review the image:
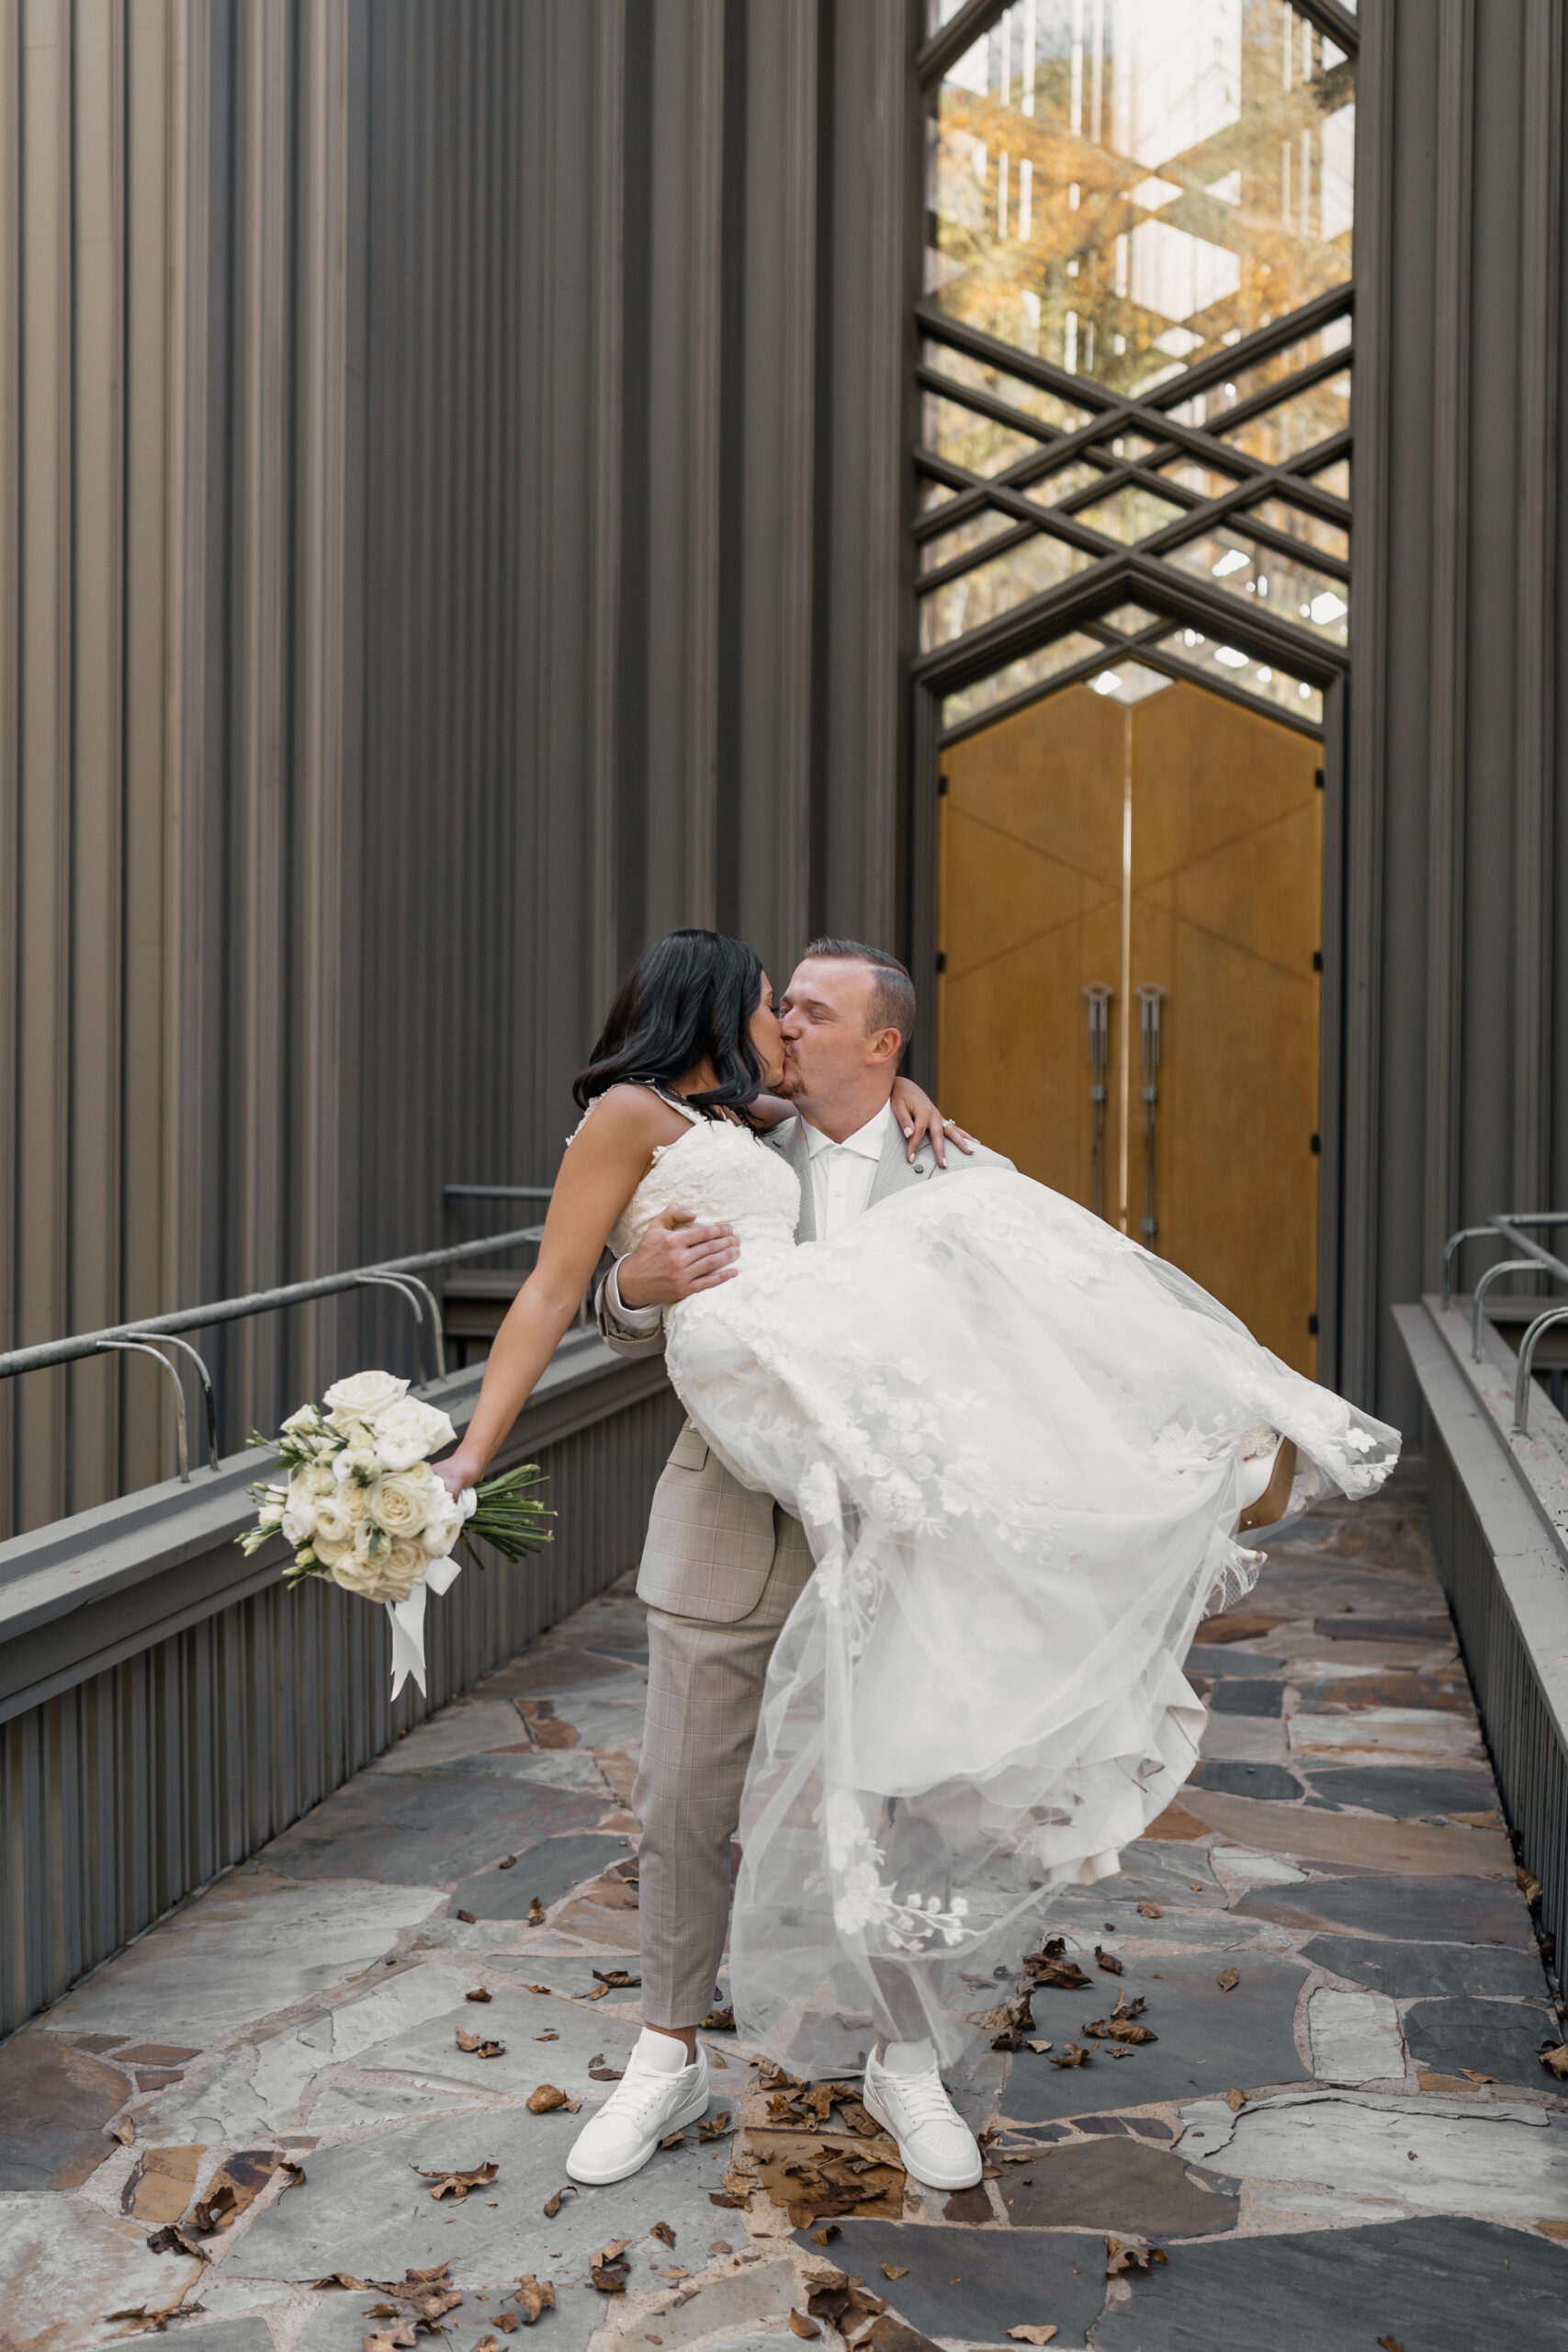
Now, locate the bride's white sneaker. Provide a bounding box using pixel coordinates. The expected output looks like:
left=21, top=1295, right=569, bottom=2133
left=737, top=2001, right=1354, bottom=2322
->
left=862, top=2043, right=983, bottom=2190
left=565, top=2028, right=711, bottom=2186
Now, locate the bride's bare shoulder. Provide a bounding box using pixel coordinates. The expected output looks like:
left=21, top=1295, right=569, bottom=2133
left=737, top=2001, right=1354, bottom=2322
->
left=566, top=1082, right=689, bottom=1160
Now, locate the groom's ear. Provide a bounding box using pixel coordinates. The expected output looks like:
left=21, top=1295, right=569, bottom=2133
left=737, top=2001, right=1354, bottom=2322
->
left=866, top=1024, right=902, bottom=1069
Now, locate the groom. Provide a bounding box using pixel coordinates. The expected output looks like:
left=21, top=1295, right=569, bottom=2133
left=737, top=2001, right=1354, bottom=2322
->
left=565, top=939, right=1012, bottom=2191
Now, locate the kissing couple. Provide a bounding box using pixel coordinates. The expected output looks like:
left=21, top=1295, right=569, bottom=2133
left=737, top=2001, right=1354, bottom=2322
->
left=440, top=931, right=1398, bottom=2191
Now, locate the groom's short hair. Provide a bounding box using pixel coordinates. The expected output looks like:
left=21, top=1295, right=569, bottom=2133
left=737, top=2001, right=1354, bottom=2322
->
left=800, top=938, right=917, bottom=1046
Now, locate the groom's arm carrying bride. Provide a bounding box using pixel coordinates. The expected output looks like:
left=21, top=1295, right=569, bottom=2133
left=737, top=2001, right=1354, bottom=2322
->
left=570, top=939, right=1012, bottom=2193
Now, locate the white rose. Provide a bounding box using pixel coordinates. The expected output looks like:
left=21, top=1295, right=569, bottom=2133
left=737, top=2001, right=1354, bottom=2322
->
left=300, top=1464, right=335, bottom=1498
left=280, top=1477, right=318, bottom=1545
left=323, top=1369, right=408, bottom=1426
left=367, top=1470, right=432, bottom=1539
left=418, top=1486, right=464, bottom=1559
left=330, top=1534, right=425, bottom=1604
left=310, top=1531, right=352, bottom=1567
left=373, top=1396, right=458, bottom=1472
left=312, top=1493, right=355, bottom=1550
left=333, top=1446, right=381, bottom=1485
left=336, top=1481, right=372, bottom=1524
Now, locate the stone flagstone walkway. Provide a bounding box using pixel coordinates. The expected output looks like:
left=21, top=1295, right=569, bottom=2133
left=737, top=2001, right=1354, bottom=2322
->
left=5, top=1456, right=1568, bottom=2349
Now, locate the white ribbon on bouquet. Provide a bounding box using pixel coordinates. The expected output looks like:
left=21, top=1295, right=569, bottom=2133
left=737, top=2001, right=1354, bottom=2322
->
left=386, top=1551, right=467, bottom=1698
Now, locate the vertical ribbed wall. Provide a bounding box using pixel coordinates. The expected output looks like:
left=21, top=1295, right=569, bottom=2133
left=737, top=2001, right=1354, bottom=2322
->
left=0, top=0, right=910, bottom=1539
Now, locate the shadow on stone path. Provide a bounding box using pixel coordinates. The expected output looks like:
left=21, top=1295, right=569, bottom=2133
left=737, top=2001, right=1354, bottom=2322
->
left=3, top=1458, right=1567, bottom=2348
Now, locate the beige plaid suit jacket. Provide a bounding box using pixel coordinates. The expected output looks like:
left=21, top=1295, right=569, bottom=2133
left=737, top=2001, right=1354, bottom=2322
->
left=596, top=1111, right=1013, bottom=1623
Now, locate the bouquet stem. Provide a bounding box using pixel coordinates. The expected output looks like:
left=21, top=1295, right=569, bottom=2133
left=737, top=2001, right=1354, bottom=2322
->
left=460, top=1461, right=554, bottom=1569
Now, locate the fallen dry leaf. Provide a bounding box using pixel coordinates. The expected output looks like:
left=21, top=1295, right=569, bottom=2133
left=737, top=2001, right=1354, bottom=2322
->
left=585, top=1983, right=610, bottom=2001
left=526, top=2085, right=569, bottom=2113
left=702, top=2005, right=737, bottom=2030
left=1136, top=1900, right=1163, bottom=1919
left=456, top=2028, right=506, bottom=2059
left=1105, top=2236, right=1168, bottom=2278
left=526, top=1982, right=551, bottom=1995
left=466, top=1986, right=493, bottom=2003
left=1051, top=2042, right=1091, bottom=2068
left=593, top=1967, right=641, bottom=1988
left=535, top=2030, right=558, bottom=2041
left=1518, top=1868, right=1543, bottom=1908
left=1461, top=2069, right=1498, bottom=2085
left=499, top=1854, right=517, bottom=1869
left=660, top=2130, right=687, bottom=2150
left=811, top=2223, right=840, bottom=2245
left=109, top=2118, right=136, bottom=2146
left=414, top=2159, right=500, bottom=2200
left=144, top=2222, right=208, bottom=2260
left=1224, top=2087, right=1247, bottom=2112
left=883, top=2262, right=909, bottom=2278
left=1540, top=2042, right=1568, bottom=2080
left=1216, top=1969, right=1240, bottom=1993
left=1026, top=2041, right=1053, bottom=2054
left=1377, top=2339, right=1404, bottom=2352
left=1094, top=1945, right=1123, bottom=1975
left=526, top=1897, right=546, bottom=1925
left=541, top=2184, right=577, bottom=2219
left=1190, top=1881, right=1204, bottom=1891
left=473, top=2338, right=502, bottom=2352
left=590, top=2237, right=632, bottom=2293
left=513, top=2276, right=556, bottom=2323
left=362, top=2330, right=416, bottom=2352
left=456, top=1908, right=477, bottom=1924
left=495, top=2315, right=519, bottom=2334
left=697, top=2110, right=733, bottom=2141
left=790, top=2316, right=822, bottom=2341
left=1083, top=2014, right=1157, bottom=2045
left=1008, top=2331, right=1058, bottom=2346
left=1111, top=1991, right=1146, bottom=2018
left=805, top=2267, right=887, bottom=2325
left=650, top=2219, right=676, bottom=2247
left=313, top=2272, right=369, bottom=2290
left=588, top=2061, right=623, bottom=2082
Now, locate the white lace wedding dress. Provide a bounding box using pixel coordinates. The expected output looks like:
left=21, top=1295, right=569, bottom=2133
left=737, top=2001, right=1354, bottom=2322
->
left=612, top=1096, right=1400, bottom=2074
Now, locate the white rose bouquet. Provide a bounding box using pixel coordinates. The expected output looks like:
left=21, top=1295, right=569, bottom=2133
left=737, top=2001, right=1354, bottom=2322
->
left=239, top=1372, right=551, bottom=1693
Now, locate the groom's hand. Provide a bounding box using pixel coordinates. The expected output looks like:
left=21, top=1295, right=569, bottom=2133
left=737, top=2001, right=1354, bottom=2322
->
left=617, top=1206, right=739, bottom=1308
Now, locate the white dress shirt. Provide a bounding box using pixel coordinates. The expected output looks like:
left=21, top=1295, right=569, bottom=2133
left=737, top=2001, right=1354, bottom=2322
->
left=605, top=1100, right=893, bottom=1333
left=802, top=1101, right=891, bottom=1239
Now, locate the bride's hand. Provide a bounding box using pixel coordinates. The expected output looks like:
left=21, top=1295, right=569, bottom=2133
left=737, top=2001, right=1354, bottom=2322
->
left=435, top=1452, right=481, bottom=1502
left=890, top=1076, right=974, bottom=1167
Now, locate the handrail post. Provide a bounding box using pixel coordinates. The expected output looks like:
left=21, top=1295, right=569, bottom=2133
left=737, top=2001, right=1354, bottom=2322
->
left=1514, top=1305, right=1568, bottom=1433
left=1472, top=1260, right=1549, bottom=1363
left=385, top=1272, right=447, bottom=1384
left=354, top=1273, right=429, bottom=1388
left=1442, top=1224, right=1502, bottom=1310
left=96, top=1340, right=189, bottom=1483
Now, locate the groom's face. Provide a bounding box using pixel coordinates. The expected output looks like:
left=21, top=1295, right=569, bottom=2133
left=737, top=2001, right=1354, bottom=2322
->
left=777, top=959, right=898, bottom=1110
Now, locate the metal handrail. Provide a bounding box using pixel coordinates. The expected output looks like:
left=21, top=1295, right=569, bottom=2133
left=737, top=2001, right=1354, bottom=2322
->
left=1441, top=1212, right=1568, bottom=1309
left=96, top=1342, right=192, bottom=1484
left=1515, top=1306, right=1568, bottom=1434
left=0, top=1225, right=546, bottom=1385
left=1472, top=1261, right=1550, bottom=1363
left=354, top=1272, right=436, bottom=1389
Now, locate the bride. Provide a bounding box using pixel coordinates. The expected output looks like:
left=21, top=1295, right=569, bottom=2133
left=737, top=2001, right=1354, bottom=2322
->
left=441, top=930, right=1398, bottom=2106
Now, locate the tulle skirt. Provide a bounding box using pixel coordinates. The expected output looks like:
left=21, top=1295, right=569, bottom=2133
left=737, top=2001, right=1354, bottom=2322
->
left=663, top=1169, right=1399, bottom=2075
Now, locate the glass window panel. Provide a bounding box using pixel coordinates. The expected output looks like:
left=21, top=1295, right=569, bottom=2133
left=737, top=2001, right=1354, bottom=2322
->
left=1098, top=602, right=1165, bottom=634
left=927, top=0, right=973, bottom=29
left=919, top=508, right=1021, bottom=575
left=1087, top=660, right=1171, bottom=705
left=1090, top=430, right=1160, bottom=461
left=1165, top=315, right=1350, bottom=426
left=927, top=0, right=1355, bottom=399
left=1243, top=495, right=1349, bottom=564
left=1156, top=455, right=1249, bottom=501
left=921, top=390, right=1046, bottom=477
left=942, top=632, right=1105, bottom=729
left=920, top=531, right=1096, bottom=650
left=1022, top=458, right=1109, bottom=506
left=1218, top=370, right=1351, bottom=465
left=1303, top=453, right=1350, bottom=501
left=1163, top=526, right=1348, bottom=641
left=1156, top=626, right=1323, bottom=722
left=1071, top=484, right=1188, bottom=544
left=922, top=341, right=1092, bottom=431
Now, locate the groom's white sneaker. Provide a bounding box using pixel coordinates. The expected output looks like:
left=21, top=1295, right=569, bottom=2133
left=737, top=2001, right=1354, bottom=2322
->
left=862, top=2042, right=983, bottom=2190
left=566, top=2028, right=711, bottom=2186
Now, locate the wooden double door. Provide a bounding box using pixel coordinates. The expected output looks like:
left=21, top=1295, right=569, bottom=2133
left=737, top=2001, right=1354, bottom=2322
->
left=937, top=677, right=1323, bottom=1377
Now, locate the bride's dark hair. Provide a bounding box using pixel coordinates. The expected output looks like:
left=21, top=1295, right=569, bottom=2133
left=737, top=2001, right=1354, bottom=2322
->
left=573, top=929, right=766, bottom=1118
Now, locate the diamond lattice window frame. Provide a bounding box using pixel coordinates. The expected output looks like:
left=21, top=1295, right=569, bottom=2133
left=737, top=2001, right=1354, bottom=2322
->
left=909, top=0, right=1357, bottom=750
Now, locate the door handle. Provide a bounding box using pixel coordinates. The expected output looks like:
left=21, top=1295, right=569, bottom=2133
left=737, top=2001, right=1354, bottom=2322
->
left=1084, top=984, right=1112, bottom=1220
left=1136, top=985, right=1165, bottom=1250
